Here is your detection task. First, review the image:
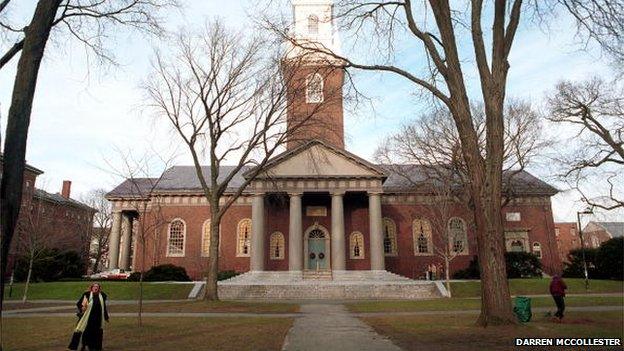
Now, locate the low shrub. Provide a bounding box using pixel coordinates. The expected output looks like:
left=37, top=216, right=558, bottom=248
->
left=453, top=252, right=542, bottom=279
left=217, top=270, right=240, bottom=281
left=142, top=264, right=191, bottom=282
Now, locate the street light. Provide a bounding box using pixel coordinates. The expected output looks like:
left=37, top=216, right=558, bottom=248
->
left=576, top=207, right=593, bottom=291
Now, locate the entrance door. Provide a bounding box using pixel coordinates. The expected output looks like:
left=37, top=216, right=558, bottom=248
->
left=307, top=229, right=328, bottom=271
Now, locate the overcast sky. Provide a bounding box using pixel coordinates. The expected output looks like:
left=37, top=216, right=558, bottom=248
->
left=0, top=0, right=620, bottom=223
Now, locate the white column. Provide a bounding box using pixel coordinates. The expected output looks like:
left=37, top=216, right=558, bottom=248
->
left=369, top=192, right=385, bottom=271
left=119, top=214, right=133, bottom=271
left=108, top=211, right=122, bottom=270
left=331, top=191, right=346, bottom=271
left=250, top=193, right=265, bottom=271
left=288, top=193, right=303, bottom=272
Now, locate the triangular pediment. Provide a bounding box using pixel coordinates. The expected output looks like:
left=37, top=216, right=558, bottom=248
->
left=247, top=140, right=386, bottom=179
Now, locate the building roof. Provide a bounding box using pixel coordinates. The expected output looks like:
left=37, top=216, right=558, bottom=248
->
left=34, top=188, right=96, bottom=212
left=587, top=222, right=624, bottom=238
left=379, top=164, right=558, bottom=196
left=107, top=164, right=558, bottom=198
left=0, top=153, right=44, bottom=175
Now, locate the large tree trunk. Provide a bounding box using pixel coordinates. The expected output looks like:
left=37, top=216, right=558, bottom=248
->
left=472, top=162, right=515, bottom=326
left=0, top=0, right=61, bottom=326
left=22, top=255, right=34, bottom=303
left=204, top=208, right=220, bottom=301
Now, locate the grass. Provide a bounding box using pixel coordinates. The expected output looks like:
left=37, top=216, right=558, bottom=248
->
left=2, top=316, right=293, bottom=351
left=362, top=311, right=624, bottom=351
left=108, top=300, right=300, bottom=313
left=25, top=300, right=301, bottom=314
left=450, top=278, right=624, bottom=298
left=3, top=282, right=193, bottom=301
left=347, top=295, right=624, bottom=313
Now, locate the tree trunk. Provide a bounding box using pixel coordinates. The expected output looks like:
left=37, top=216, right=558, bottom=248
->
left=22, top=255, right=34, bottom=303
left=473, top=185, right=515, bottom=326
left=204, top=214, right=220, bottom=301
left=0, top=0, right=61, bottom=326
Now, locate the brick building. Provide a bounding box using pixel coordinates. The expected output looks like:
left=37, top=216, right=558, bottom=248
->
left=106, top=0, right=562, bottom=284
left=554, top=222, right=581, bottom=263
left=582, top=222, right=624, bottom=249
left=1, top=156, right=96, bottom=275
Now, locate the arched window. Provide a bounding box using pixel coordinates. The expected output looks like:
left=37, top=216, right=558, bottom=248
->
left=167, top=219, right=186, bottom=257
left=349, top=231, right=365, bottom=259
left=270, top=232, right=285, bottom=260
left=413, top=219, right=432, bottom=255
left=448, top=217, right=468, bottom=255
left=236, top=218, right=252, bottom=257
left=308, top=14, right=319, bottom=34
left=201, top=219, right=215, bottom=257
left=306, top=73, right=324, bottom=103
left=532, top=242, right=542, bottom=258
left=382, top=218, right=398, bottom=256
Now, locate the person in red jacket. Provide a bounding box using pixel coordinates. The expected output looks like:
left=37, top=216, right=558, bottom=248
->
left=550, top=275, right=568, bottom=320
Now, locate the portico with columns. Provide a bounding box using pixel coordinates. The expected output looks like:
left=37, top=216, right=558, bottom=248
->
left=245, top=139, right=388, bottom=275
left=107, top=209, right=137, bottom=271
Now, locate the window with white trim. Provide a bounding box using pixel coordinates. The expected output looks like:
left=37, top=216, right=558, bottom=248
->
left=167, top=219, right=186, bottom=257
left=269, top=231, right=285, bottom=260
left=349, top=231, right=365, bottom=259
left=382, top=218, right=398, bottom=256
left=413, top=218, right=432, bottom=255
left=306, top=73, right=324, bottom=103
left=236, top=218, right=252, bottom=257
left=448, top=217, right=468, bottom=255
left=532, top=242, right=542, bottom=258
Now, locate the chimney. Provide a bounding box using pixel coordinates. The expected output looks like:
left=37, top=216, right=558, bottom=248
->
left=61, top=180, right=72, bottom=199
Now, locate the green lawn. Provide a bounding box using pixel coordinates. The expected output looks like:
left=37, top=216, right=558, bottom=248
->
left=348, top=295, right=624, bottom=313
left=2, top=316, right=292, bottom=351
left=3, top=282, right=193, bottom=301
left=363, top=311, right=624, bottom=351
left=449, top=278, right=624, bottom=298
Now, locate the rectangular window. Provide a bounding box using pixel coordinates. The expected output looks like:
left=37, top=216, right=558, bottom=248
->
left=505, top=212, right=521, bottom=222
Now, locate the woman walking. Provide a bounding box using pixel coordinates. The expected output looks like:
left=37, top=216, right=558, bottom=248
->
left=68, top=283, right=109, bottom=350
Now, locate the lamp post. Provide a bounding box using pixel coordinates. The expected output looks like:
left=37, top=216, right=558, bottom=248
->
left=576, top=207, right=593, bottom=291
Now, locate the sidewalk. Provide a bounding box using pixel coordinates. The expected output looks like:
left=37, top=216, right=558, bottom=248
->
left=3, top=304, right=621, bottom=318
left=281, top=304, right=402, bottom=351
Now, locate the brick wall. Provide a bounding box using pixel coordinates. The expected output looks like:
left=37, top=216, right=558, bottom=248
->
left=133, top=193, right=561, bottom=280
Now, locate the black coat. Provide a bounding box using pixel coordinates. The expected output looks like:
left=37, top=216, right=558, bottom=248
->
left=69, top=292, right=110, bottom=350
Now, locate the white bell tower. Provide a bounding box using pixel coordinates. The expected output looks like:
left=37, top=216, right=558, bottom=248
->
left=288, top=0, right=340, bottom=58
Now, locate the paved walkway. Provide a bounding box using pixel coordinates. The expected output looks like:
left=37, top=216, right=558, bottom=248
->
left=3, top=303, right=622, bottom=317
left=281, top=304, right=402, bottom=351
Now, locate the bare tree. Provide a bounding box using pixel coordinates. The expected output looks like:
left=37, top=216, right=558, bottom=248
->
left=557, top=0, right=624, bottom=69
left=547, top=77, right=623, bottom=210
left=375, top=98, right=548, bottom=316
left=106, top=149, right=172, bottom=327
left=15, top=196, right=61, bottom=303
left=144, top=21, right=332, bottom=301
left=81, top=189, right=113, bottom=273
left=0, top=1, right=175, bottom=324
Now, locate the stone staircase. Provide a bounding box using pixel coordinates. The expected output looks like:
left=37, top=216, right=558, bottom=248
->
left=217, top=270, right=444, bottom=300
left=303, top=270, right=333, bottom=280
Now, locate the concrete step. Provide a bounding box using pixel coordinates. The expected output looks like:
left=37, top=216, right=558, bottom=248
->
left=218, top=281, right=441, bottom=300
left=303, top=270, right=332, bottom=280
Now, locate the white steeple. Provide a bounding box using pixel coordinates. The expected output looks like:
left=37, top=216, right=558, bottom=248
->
left=287, top=0, right=340, bottom=59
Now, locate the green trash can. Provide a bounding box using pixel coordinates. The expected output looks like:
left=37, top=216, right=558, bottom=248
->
left=513, top=296, right=532, bottom=323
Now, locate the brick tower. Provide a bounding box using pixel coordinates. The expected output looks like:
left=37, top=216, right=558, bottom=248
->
left=284, top=0, right=345, bottom=150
